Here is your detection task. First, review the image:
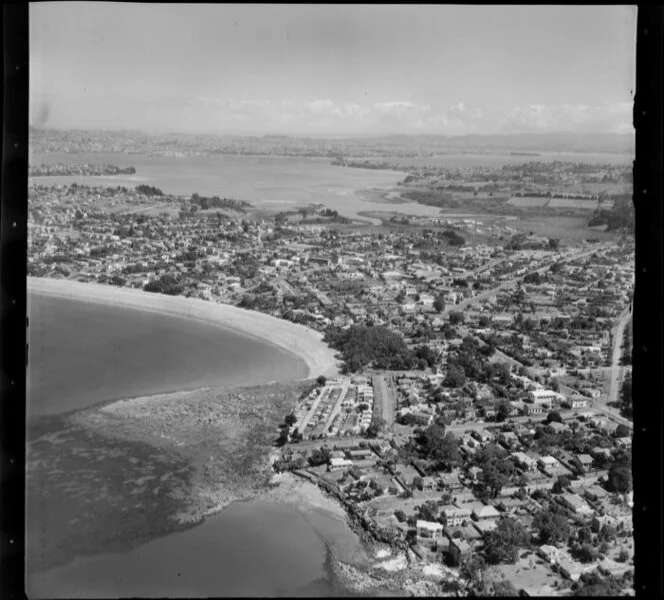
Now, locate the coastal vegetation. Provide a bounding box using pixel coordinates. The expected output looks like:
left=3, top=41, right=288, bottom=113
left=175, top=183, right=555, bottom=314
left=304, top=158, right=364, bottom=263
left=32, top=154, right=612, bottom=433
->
left=135, top=184, right=164, bottom=196
left=189, top=193, right=252, bottom=212
left=323, top=324, right=439, bottom=373
left=29, top=163, right=137, bottom=176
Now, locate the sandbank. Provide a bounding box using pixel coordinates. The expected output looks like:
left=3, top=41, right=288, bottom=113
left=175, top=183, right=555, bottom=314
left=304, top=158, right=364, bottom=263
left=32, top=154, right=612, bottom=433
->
left=28, top=276, right=340, bottom=379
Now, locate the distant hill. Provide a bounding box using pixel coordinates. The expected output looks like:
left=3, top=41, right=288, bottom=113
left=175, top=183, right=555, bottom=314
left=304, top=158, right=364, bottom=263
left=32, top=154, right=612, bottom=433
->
left=370, top=132, right=634, bottom=155
left=29, top=127, right=634, bottom=157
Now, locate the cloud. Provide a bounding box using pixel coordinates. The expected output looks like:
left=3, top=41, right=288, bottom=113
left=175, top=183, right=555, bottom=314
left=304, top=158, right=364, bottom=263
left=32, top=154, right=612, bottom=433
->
left=498, top=102, right=633, bottom=134
left=174, top=96, right=633, bottom=135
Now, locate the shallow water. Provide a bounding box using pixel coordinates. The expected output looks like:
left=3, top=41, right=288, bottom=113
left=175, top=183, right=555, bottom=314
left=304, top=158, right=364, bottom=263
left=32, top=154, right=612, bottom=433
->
left=27, top=497, right=368, bottom=598
left=29, top=153, right=408, bottom=222
left=27, top=292, right=308, bottom=417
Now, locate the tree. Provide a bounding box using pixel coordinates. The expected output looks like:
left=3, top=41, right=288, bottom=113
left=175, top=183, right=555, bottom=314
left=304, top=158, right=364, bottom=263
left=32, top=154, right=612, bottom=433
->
left=483, top=518, right=530, bottom=564
left=576, top=543, right=599, bottom=564
left=444, top=364, right=466, bottom=388
left=366, top=416, right=386, bottom=438
left=308, top=447, right=332, bottom=467
left=491, top=580, right=519, bottom=596
left=276, top=428, right=289, bottom=447
left=479, top=315, right=491, bottom=328
left=533, top=509, right=571, bottom=545
left=421, top=425, right=461, bottom=471
left=284, top=413, right=297, bottom=427
left=617, top=549, right=630, bottom=563
left=496, top=400, right=511, bottom=423
left=614, top=424, right=631, bottom=438
left=316, top=375, right=327, bottom=386
left=459, top=552, right=486, bottom=586
left=607, top=463, right=632, bottom=494
left=552, top=475, right=572, bottom=494
left=474, top=444, right=515, bottom=500
left=433, top=293, right=446, bottom=313
left=547, top=411, right=563, bottom=423
left=418, top=500, right=439, bottom=522
left=548, top=238, right=560, bottom=250
left=449, top=311, right=465, bottom=325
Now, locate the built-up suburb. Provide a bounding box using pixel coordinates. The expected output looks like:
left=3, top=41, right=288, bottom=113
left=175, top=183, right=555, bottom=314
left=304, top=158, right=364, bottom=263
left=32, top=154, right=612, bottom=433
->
left=28, top=129, right=635, bottom=597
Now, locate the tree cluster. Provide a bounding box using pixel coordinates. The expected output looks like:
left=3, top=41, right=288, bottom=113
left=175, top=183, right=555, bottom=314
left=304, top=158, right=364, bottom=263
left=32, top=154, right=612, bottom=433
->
left=143, top=273, right=185, bottom=296
left=135, top=184, right=164, bottom=196
left=323, top=325, right=419, bottom=372
left=190, top=193, right=250, bottom=212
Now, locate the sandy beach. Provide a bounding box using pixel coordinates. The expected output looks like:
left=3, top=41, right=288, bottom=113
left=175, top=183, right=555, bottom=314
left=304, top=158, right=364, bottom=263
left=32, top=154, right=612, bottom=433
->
left=28, top=276, right=340, bottom=379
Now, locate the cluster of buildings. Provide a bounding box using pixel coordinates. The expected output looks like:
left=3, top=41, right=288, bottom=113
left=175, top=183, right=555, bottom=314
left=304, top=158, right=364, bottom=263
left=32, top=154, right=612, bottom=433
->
left=288, top=376, right=375, bottom=440
left=336, top=157, right=632, bottom=194
left=28, top=160, right=634, bottom=595
left=28, top=163, right=136, bottom=176
left=277, top=402, right=633, bottom=594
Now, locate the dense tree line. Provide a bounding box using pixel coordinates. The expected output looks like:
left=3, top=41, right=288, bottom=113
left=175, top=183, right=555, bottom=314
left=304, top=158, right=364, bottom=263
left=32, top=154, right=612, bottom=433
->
left=588, top=196, right=634, bottom=233
left=143, top=273, right=185, bottom=296
left=135, top=184, right=164, bottom=196
left=323, top=325, right=420, bottom=372
left=190, top=193, right=251, bottom=212
left=440, top=229, right=466, bottom=246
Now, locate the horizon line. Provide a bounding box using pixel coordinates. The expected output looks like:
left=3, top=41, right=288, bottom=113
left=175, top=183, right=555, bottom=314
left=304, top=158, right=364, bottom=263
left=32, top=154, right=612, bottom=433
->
left=29, top=125, right=635, bottom=141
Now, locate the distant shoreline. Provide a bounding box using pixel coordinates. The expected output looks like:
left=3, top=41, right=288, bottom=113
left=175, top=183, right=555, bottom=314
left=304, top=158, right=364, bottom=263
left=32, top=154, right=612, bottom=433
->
left=28, top=276, right=341, bottom=381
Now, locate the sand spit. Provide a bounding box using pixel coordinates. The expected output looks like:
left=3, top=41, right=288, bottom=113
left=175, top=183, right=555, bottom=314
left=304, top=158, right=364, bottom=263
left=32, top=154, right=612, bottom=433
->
left=28, top=276, right=340, bottom=379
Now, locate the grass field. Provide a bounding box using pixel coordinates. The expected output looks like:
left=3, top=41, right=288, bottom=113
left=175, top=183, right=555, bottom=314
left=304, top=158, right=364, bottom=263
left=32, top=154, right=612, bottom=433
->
left=507, top=196, right=549, bottom=207
left=548, top=198, right=599, bottom=210
left=506, top=215, right=620, bottom=242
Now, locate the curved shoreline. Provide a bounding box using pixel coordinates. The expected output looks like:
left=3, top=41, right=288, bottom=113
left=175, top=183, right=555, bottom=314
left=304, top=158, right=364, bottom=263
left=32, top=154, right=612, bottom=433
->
left=28, top=276, right=340, bottom=380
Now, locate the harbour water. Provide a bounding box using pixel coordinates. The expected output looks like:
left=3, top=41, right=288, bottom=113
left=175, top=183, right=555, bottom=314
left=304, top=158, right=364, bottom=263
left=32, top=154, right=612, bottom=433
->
left=27, top=496, right=369, bottom=598
left=27, top=291, right=308, bottom=417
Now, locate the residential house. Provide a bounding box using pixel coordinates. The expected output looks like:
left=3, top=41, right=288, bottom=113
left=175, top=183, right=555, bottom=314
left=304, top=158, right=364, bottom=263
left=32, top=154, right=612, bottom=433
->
left=447, top=538, right=471, bottom=566
left=416, top=520, right=444, bottom=542
left=441, top=506, right=472, bottom=527
left=472, top=520, right=498, bottom=536
left=538, top=545, right=563, bottom=565
left=560, top=493, right=594, bottom=516
left=472, top=504, right=501, bottom=521
left=512, top=452, right=538, bottom=471
left=547, top=421, right=567, bottom=434
left=564, top=396, right=589, bottom=410
left=557, top=556, right=597, bottom=582
left=329, top=457, right=354, bottom=471
left=584, top=485, right=610, bottom=503
left=524, top=403, right=544, bottom=416
left=574, top=454, right=595, bottom=473
left=528, top=389, right=559, bottom=405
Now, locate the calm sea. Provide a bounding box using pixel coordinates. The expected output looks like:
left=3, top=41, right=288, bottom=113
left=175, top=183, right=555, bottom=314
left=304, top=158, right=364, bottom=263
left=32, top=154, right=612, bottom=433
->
left=29, top=152, right=411, bottom=222
left=27, top=292, right=308, bottom=418
left=26, top=292, right=368, bottom=597
left=27, top=498, right=369, bottom=598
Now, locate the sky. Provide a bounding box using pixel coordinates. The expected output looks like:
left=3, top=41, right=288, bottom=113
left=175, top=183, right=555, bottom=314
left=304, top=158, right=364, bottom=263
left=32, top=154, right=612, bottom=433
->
left=30, top=3, right=637, bottom=137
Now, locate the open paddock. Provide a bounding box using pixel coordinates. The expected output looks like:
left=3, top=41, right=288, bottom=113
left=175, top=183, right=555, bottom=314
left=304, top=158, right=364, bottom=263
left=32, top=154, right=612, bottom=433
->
left=505, top=215, right=620, bottom=242
left=548, top=198, right=599, bottom=210
left=507, top=196, right=550, bottom=207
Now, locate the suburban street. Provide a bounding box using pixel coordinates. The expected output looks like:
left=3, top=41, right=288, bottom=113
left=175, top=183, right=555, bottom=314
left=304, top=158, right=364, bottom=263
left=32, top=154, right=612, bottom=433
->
left=443, top=245, right=610, bottom=317
left=595, top=304, right=633, bottom=429
left=373, top=374, right=396, bottom=431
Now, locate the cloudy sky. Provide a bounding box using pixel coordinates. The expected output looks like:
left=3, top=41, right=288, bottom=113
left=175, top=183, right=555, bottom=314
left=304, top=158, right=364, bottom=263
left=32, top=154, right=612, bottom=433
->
left=30, top=4, right=636, bottom=136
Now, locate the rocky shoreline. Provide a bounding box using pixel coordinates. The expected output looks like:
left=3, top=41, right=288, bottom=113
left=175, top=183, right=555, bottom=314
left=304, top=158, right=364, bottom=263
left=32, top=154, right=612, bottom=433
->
left=290, top=471, right=466, bottom=597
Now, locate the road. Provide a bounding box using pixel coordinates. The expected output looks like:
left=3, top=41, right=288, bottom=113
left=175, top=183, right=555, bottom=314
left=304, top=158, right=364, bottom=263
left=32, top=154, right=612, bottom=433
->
left=321, top=378, right=351, bottom=434
left=606, top=305, right=632, bottom=406
left=373, top=374, right=396, bottom=431
left=598, top=305, right=633, bottom=429
left=442, top=246, right=609, bottom=317
left=121, top=202, right=173, bottom=215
